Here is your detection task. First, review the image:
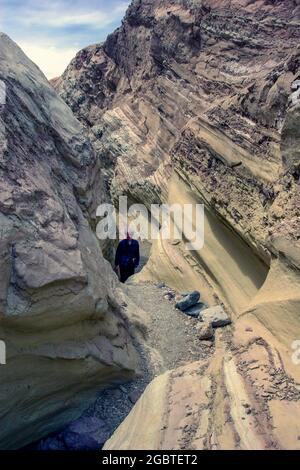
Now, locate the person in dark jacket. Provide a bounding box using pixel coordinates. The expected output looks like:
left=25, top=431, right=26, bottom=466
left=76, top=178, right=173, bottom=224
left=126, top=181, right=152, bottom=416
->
left=115, top=233, right=140, bottom=283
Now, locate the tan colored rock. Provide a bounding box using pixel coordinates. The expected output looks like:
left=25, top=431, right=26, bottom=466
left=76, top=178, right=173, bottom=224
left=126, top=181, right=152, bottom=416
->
left=106, top=266, right=300, bottom=450
left=196, top=322, right=214, bottom=341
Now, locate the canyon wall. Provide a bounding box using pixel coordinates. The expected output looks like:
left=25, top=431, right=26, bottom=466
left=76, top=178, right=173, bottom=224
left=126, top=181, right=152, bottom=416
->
left=55, top=0, right=300, bottom=259
left=55, top=0, right=300, bottom=450
left=0, top=33, right=141, bottom=449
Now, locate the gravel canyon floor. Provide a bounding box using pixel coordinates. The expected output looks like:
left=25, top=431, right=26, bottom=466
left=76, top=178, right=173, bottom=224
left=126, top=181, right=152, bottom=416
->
left=85, top=282, right=216, bottom=441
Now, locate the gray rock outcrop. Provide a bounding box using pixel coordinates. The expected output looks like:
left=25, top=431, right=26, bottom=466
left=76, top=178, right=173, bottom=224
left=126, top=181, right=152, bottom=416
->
left=0, top=33, right=139, bottom=449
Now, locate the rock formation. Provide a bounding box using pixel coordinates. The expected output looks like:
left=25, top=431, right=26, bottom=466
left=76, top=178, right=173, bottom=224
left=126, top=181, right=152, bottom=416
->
left=44, top=0, right=300, bottom=450
left=0, top=33, right=141, bottom=449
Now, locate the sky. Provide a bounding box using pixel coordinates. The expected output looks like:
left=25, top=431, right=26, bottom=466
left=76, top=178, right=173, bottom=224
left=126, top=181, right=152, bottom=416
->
left=0, top=0, right=131, bottom=78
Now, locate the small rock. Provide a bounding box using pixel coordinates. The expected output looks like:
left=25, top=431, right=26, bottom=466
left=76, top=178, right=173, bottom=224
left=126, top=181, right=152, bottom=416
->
left=291, top=79, right=300, bottom=91
left=175, top=291, right=200, bottom=311
left=245, top=327, right=253, bottom=332
left=248, top=364, right=260, bottom=370
left=129, top=390, right=140, bottom=404
left=164, top=291, right=175, bottom=301
left=197, top=322, right=215, bottom=340
left=278, top=382, right=288, bottom=390
left=119, top=385, right=127, bottom=393
left=200, top=306, right=231, bottom=328
left=157, top=282, right=166, bottom=289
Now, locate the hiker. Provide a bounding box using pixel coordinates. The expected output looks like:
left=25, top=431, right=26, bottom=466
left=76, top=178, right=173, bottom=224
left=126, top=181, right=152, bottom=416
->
left=115, top=232, right=140, bottom=283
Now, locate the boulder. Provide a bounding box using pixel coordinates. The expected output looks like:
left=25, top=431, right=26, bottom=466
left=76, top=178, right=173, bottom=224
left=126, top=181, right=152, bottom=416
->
left=175, top=291, right=200, bottom=312
left=183, top=302, right=208, bottom=318
left=200, top=306, right=231, bottom=328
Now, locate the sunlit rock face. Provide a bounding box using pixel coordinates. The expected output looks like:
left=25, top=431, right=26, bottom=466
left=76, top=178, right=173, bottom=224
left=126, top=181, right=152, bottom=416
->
left=54, top=0, right=300, bottom=451
left=0, top=33, right=140, bottom=449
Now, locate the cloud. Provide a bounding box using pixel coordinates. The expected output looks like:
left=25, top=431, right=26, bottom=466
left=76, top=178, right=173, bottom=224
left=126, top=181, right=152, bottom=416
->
left=18, top=1, right=129, bottom=29
left=0, top=0, right=131, bottom=78
left=19, top=42, right=78, bottom=79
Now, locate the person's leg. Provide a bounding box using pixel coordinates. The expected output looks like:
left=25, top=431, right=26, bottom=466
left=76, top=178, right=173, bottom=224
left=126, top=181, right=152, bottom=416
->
left=120, top=266, right=135, bottom=283
left=119, top=267, right=127, bottom=283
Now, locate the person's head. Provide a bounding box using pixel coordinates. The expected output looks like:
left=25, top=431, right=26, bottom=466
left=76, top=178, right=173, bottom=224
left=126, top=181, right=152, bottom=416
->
left=126, top=231, right=132, bottom=240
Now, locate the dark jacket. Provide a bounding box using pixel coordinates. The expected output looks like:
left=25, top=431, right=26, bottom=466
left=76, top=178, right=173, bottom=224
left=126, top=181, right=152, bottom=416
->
left=115, top=239, right=140, bottom=268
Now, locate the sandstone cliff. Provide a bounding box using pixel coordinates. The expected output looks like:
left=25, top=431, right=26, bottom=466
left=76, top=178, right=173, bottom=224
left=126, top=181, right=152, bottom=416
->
left=0, top=33, right=140, bottom=449
left=55, top=0, right=300, bottom=450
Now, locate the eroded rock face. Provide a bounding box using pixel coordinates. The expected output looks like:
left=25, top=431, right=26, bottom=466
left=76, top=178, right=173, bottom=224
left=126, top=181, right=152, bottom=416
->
left=0, top=33, right=139, bottom=449
left=54, top=0, right=300, bottom=260
left=54, top=0, right=300, bottom=450
left=105, top=263, right=300, bottom=450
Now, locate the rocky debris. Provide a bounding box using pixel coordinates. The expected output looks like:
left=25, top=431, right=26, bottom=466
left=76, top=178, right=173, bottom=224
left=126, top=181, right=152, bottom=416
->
left=200, top=306, right=231, bottom=328
left=291, top=80, right=300, bottom=91
left=164, top=292, right=174, bottom=301
left=38, top=417, right=110, bottom=451
left=161, top=286, right=176, bottom=301
left=157, top=282, right=166, bottom=289
left=175, top=291, right=201, bottom=312
left=48, top=282, right=214, bottom=450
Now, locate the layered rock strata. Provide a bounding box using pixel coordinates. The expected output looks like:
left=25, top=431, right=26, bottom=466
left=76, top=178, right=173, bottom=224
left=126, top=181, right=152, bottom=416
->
left=54, top=0, right=300, bottom=450
left=0, top=33, right=140, bottom=449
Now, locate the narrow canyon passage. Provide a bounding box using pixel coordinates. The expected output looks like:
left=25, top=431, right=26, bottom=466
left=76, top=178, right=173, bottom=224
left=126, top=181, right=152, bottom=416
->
left=40, top=174, right=272, bottom=449
left=84, top=172, right=270, bottom=445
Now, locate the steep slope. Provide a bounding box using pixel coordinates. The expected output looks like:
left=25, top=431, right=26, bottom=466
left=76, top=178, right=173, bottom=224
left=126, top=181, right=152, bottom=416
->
left=0, top=33, right=140, bottom=449
left=54, top=0, right=300, bottom=450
